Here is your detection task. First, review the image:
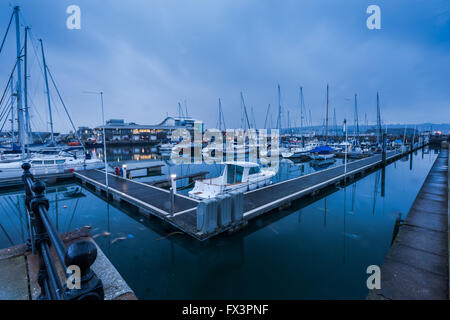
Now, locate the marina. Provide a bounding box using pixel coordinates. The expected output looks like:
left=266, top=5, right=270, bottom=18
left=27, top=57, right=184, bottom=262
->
left=0, top=1, right=449, bottom=304
left=70, top=146, right=421, bottom=241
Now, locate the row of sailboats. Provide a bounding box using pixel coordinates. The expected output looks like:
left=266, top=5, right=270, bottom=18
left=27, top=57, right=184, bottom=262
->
left=0, top=6, right=103, bottom=178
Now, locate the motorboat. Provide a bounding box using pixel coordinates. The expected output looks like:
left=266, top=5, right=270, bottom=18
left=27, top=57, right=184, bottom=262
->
left=0, top=153, right=104, bottom=179
left=188, top=161, right=276, bottom=200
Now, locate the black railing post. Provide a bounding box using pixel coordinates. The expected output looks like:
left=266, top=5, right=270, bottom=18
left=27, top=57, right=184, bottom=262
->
left=29, top=180, right=57, bottom=299
left=22, top=163, right=35, bottom=253
left=64, top=241, right=104, bottom=300
left=21, top=163, right=104, bottom=300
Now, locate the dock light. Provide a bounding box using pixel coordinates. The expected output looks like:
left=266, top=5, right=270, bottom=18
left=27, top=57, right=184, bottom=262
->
left=122, top=164, right=127, bottom=179
left=170, top=174, right=177, bottom=194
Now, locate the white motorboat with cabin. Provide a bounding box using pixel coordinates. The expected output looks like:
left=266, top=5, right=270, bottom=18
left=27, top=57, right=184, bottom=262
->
left=0, top=153, right=104, bottom=179
left=188, top=161, right=276, bottom=200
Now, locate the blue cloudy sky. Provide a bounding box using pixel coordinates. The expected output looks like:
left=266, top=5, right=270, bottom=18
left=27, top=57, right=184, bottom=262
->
left=0, top=0, right=449, bottom=132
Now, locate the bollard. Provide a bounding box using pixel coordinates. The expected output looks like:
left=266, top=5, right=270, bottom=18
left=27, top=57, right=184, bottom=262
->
left=64, top=240, right=104, bottom=300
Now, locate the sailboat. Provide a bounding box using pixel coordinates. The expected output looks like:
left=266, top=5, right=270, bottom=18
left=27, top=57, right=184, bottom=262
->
left=281, top=87, right=313, bottom=161
left=311, top=84, right=336, bottom=162
left=0, top=7, right=103, bottom=178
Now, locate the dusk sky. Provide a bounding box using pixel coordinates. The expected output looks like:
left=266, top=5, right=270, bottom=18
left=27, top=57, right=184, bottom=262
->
left=0, top=0, right=449, bottom=133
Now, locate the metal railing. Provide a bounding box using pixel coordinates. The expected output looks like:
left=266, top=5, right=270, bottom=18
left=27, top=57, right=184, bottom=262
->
left=22, top=163, right=104, bottom=300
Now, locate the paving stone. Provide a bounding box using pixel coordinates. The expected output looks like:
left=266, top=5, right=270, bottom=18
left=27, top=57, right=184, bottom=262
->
left=0, top=256, right=29, bottom=300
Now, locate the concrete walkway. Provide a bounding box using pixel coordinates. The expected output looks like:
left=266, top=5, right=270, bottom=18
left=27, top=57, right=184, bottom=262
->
left=0, top=227, right=137, bottom=300
left=368, top=149, right=449, bottom=299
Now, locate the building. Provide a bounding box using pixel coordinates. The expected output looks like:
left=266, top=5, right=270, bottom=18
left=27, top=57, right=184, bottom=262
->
left=94, top=117, right=203, bottom=145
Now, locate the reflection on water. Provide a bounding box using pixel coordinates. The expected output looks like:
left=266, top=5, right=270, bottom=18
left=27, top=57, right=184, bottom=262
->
left=0, top=147, right=439, bottom=299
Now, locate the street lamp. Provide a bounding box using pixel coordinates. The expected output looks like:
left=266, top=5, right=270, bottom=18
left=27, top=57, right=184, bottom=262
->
left=170, top=174, right=177, bottom=193
left=84, top=91, right=109, bottom=192
left=122, top=164, right=127, bottom=179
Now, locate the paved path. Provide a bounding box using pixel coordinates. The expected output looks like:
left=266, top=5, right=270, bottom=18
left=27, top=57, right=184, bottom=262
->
left=368, top=149, right=449, bottom=300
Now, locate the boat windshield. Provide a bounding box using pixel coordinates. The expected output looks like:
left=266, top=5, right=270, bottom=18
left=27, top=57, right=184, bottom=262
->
left=249, top=166, right=261, bottom=175
left=226, top=164, right=244, bottom=184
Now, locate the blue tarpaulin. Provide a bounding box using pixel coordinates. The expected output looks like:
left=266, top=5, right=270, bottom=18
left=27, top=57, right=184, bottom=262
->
left=311, top=145, right=334, bottom=154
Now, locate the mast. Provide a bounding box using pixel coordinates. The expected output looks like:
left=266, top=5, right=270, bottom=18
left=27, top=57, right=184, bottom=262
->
left=276, top=84, right=281, bottom=131
left=333, top=108, right=337, bottom=139
left=299, top=86, right=304, bottom=147
left=325, top=84, right=329, bottom=144
left=240, top=92, right=251, bottom=130
left=14, top=6, right=26, bottom=156
left=354, top=94, right=359, bottom=145
left=10, top=77, right=14, bottom=144
left=39, top=39, right=55, bottom=146
left=217, top=98, right=226, bottom=131
left=177, top=102, right=184, bottom=118
left=376, top=92, right=382, bottom=145
left=264, top=104, right=271, bottom=129
left=24, top=26, right=31, bottom=145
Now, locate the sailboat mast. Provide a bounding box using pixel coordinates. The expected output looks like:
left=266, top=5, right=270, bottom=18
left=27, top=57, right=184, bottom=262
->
left=10, top=77, right=14, bottom=144
left=39, top=39, right=55, bottom=145
left=14, top=6, right=26, bottom=156
left=24, top=26, right=31, bottom=145
left=264, top=104, right=271, bottom=129
left=325, top=84, right=329, bottom=143
left=376, top=92, right=381, bottom=144
left=277, top=84, right=281, bottom=131
left=240, top=92, right=251, bottom=129
left=300, top=86, right=304, bottom=147
left=354, top=94, right=359, bottom=145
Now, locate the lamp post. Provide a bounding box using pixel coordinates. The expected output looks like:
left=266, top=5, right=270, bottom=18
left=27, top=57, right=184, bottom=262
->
left=84, top=91, right=109, bottom=192
left=122, top=164, right=127, bottom=179
left=170, top=173, right=177, bottom=194
left=170, top=173, right=176, bottom=216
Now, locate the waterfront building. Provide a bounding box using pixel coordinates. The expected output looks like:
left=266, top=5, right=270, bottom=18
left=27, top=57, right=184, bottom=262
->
left=93, top=117, right=203, bottom=145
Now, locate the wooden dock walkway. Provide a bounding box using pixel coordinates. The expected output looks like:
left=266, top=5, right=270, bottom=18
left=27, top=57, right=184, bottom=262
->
left=368, top=148, right=449, bottom=300
left=73, top=148, right=413, bottom=240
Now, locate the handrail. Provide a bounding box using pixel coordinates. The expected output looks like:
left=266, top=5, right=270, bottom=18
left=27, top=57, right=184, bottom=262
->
left=22, top=162, right=104, bottom=300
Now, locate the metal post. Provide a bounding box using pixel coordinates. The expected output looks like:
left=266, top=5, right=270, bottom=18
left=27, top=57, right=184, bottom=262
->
left=170, top=187, right=174, bottom=216
left=100, top=92, right=109, bottom=193
left=382, top=133, right=387, bottom=166
left=170, top=173, right=177, bottom=194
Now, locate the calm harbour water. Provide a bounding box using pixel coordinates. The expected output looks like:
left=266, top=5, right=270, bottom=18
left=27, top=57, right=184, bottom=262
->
left=0, top=147, right=439, bottom=299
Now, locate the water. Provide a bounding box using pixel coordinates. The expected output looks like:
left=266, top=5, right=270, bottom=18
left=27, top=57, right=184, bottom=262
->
left=0, top=147, right=439, bottom=299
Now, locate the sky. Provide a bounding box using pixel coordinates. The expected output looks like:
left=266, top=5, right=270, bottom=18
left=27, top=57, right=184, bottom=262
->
left=0, top=0, right=449, bottom=133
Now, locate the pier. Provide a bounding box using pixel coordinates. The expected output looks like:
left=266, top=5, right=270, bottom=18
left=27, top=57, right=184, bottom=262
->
left=367, top=148, right=449, bottom=300
left=74, top=147, right=418, bottom=240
